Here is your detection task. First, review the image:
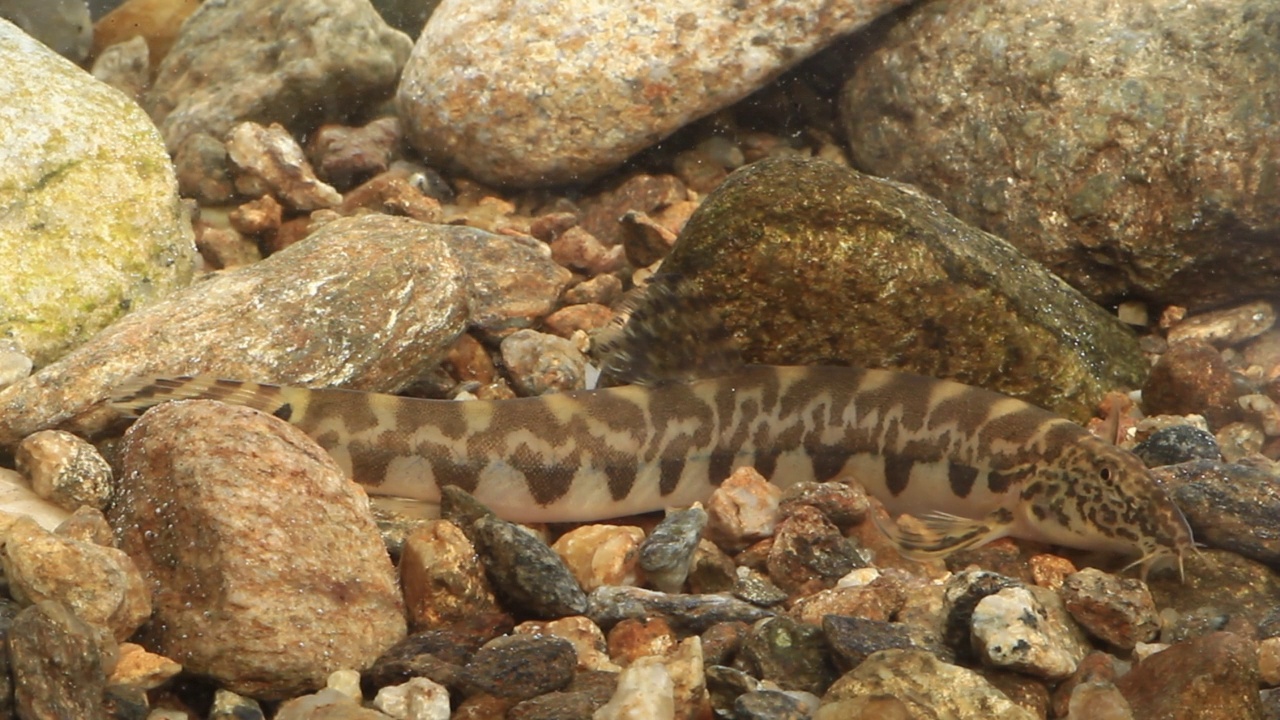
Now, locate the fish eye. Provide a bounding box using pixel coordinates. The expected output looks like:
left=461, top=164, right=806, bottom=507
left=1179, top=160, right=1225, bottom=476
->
left=1099, top=466, right=1113, bottom=481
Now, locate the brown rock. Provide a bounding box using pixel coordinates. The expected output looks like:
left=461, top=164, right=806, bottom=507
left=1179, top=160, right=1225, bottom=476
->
left=91, top=0, right=201, bottom=68
left=9, top=600, right=114, bottom=720
left=1117, top=632, right=1262, bottom=720
left=499, top=330, right=588, bottom=395
left=0, top=214, right=468, bottom=448
left=307, top=117, right=402, bottom=190
left=448, top=233, right=573, bottom=340
left=607, top=616, right=678, bottom=666
left=108, top=642, right=182, bottom=692
left=195, top=224, right=262, bottom=269
left=111, top=400, right=407, bottom=699
left=842, top=0, right=1280, bottom=309
left=341, top=172, right=444, bottom=223
left=789, top=574, right=906, bottom=627
left=397, top=0, right=912, bottom=186
left=463, top=634, right=577, bottom=700
left=542, top=303, right=615, bottom=339
left=228, top=194, right=284, bottom=238
left=562, top=274, right=624, bottom=307
left=705, top=466, right=782, bottom=551
left=516, top=616, right=618, bottom=673
left=399, top=520, right=508, bottom=633
left=1060, top=569, right=1161, bottom=650
left=766, top=505, right=863, bottom=596
left=173, top=132, right=236, bottom=204
left=580, top=173, right=687, bottom=249
left=549, top=227, right=626, bottom=276
left=1167, top=301, right=1277, bottom=347
left=2, top=516, right=151, bottom=643
left=1143, top=340, right=1241, bottom=428
left=146, top=0, right=412, bottom=156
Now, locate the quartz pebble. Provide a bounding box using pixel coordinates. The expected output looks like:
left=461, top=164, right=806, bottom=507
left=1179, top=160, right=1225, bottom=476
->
left=593, top=657, right=675, bottom=720
left=552, top=524, right=645, bottom=592
left=705, top=466, right=783, bottom=550
left=372, top=677, right=451, bottom=720
left=226, top=121, right=343, bottom=211
left=970, top=585, right=1088, bottom=680
left=14, top=429, right=113, bottom=511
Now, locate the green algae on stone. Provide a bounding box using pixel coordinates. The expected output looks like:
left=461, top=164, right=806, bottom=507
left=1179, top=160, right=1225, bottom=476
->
left=657, top=156, right=1145, bottom=422
left=0, top=19, right=197, bottom=368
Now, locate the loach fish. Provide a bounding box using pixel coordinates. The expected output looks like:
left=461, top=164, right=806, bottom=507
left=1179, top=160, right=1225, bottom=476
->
left=109, top=363, right=1196, bottom=579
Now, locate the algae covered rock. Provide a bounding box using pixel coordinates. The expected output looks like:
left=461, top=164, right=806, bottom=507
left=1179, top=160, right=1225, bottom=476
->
left=0, top=19, right=196, bottom=367
left=842, top=0, right=1280, bottom=309
left=656, top=156, right=1145, bottom=421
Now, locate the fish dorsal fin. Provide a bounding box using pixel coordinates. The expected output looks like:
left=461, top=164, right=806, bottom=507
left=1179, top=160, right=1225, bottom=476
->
left=591, top=274, right=743, bottom=387
left=872, top=510, right=1013, bottom=559
left=110, top=376, right=300, bottom=421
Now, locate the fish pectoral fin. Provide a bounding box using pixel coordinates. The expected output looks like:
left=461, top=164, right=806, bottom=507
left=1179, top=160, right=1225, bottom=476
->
left=872, top=510, right=1011, bottom=559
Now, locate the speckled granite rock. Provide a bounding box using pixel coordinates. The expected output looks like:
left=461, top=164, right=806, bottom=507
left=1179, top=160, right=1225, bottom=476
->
left=397, top=0, right=913, bottom=187
left=111, top=400, right=407, bottom=699
left=146, top=0, right=412, bottom=165
left=9, top=600, right=113, bottom=719
left=654, top=155, right=1146, bottom=421
left=817, top=649, right=1036, bottom=719
left=842, top=0, right=1280, bottom=309
left=0, top=214, right=468, bottom=448
left=0, top=19, right=197, bottom=367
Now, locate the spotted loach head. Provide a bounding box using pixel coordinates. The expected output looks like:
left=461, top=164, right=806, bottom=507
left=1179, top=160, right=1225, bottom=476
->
left=1019, top=434, right=1196, bottom=580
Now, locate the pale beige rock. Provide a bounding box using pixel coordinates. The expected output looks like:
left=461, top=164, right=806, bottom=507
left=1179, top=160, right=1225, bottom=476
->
left=2, top=515, right=151, bottom=642
left=0, top=471, right=71, bottom=531
left=0, top=214, right=469, bottom=448
left=705, top=466, right=782, bottom=550
left=109, top=642, right=183, bottom=691
left=226, top=121, right=343, bottom=211
left=1259, top=636, right=1280, bottom=687
left=1168, top=300, right=1277, bottom=347
left=553, top=524, right=646, bottom=592
left=818, top=649, right=1036, bottom=720
left=500, top=329, right=588, bottom=395
left=593, top=656, right=675, bottom=720
left=15, top=429, right=112, bottom=511
left=0, top=19, right=197, bottom=368
left=372, top=677, right=451, bottom=720
left=111, top=400, right=407, bottom=699
left=398, top=0, right=913, bottom=186
left=517, top=616, right=620, bottom=673
left=971, top=586, right=1090, bottom=680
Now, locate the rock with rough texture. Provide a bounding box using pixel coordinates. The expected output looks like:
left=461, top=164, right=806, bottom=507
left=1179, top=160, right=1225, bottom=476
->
left=0, top=19, right=197, bottom=368
left=90, top=0, right=200, bottom=70
left=471, top=514, right=589, bottom=620
left=225, top=121, right=343, bottom=211
left=655, top=156, right=1146, bottom=421
left=552, top=524, right=646, bottom=593
left=462, top=634, right=576, bottom=700
left=499, top=329, right=588, bottom=395
left=738, top=616, right=836, bottom=696
left=1158, top=461, right=1280, bottom=568
left=372, top=677, right=451, bottom=720
left=1059, top=569, right=1160, bottom=650
left=970, top=585, right=1088, bottom=680
left=146, top=0, right=412, bottom=159
left=817, top=649, right=1036, bottom=720
left=587, top=586, right=772, bottom=635
left=1117, top=632, right=1262, bottom=720
left=108, top=642, right=182, bottom=692
left=397, top=0, right=913, bottom=187
left=0, top=214, right=468, bottom=448
left=593, top=656, right=675, bottom=720
left=398, top=520, right=508, bottom=633
left=9, top=600, right=113, bottom=720
left=14, top=429, right=113, bottom=511
left=2, top=516, right=150, bottom=643
left=110, top=400, right=407, bottom=699
left=843, top=0, right=1280, bottom=309
left=449, top=232, right=573, bottom=341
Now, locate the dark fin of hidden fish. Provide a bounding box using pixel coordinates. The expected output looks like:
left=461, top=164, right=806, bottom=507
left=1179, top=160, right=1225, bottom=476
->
left=109, top=376, right=293, bottom=419
left=592, top=274, right=743, bottom=387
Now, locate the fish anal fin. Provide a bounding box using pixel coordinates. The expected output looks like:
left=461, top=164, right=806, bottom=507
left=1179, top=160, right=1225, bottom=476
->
left=872, top=509, right=1012, bottom=559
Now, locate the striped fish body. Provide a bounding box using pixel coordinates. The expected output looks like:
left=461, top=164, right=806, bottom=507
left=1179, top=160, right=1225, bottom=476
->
left=111, top=365, right=1194, bottom=572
